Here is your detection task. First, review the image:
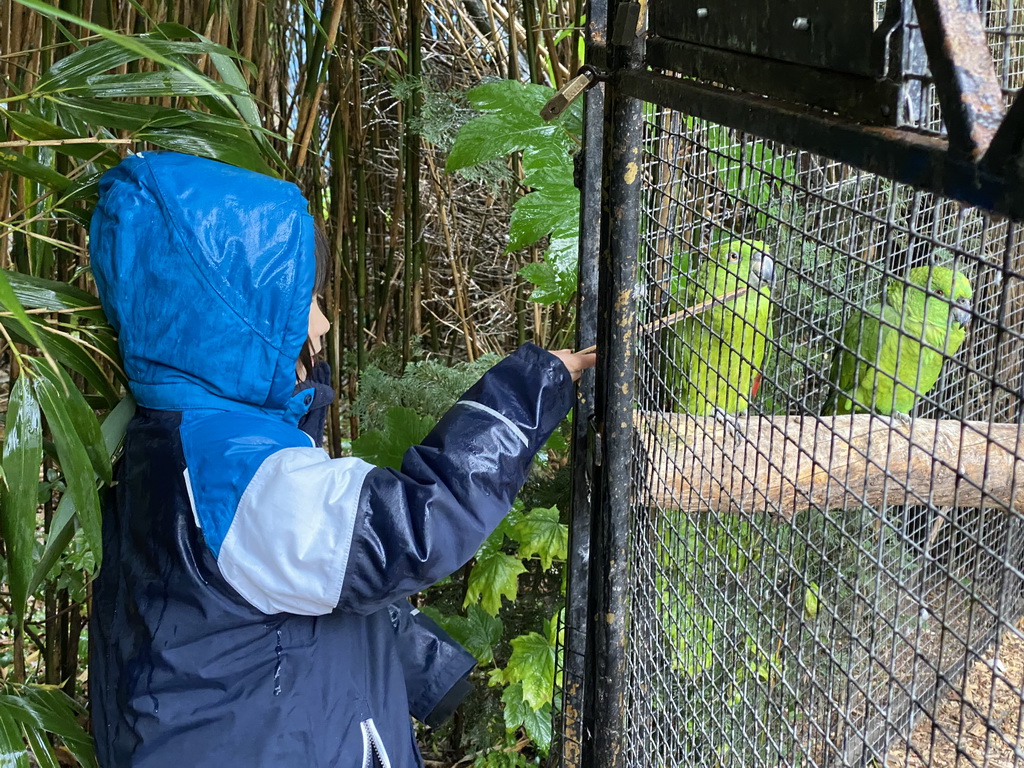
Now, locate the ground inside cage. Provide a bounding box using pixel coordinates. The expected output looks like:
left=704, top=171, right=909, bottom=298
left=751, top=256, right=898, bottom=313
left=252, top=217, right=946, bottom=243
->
left=886, top=612, right=1024, bottom=768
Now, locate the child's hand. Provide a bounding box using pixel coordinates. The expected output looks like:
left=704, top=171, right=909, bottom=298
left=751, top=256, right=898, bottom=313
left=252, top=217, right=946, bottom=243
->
left=548, top=349, right=597, bottom=382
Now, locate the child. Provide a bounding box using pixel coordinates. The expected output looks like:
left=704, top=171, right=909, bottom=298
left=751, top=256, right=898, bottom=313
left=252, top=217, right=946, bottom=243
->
left=87, top=152, right=594, bottom=767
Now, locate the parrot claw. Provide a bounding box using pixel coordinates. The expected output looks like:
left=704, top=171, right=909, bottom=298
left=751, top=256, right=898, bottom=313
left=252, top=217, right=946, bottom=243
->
left=883, top=411, right=912, bottom=433
left=712, top=407, right=744, bottom=442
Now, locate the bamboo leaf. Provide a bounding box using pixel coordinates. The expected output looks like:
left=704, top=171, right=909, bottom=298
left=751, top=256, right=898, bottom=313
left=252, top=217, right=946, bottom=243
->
left=2, top=269, right=108, bottom=321
left=0, top=317, right=121, bottom=406
left=0, top=270, right=54, bottom=369
left=21, top=725, right=59, bottom=768
left=1, top=378, right=43, bottom=626
left=31, top=363, right=102, bottom=563
left=1, top=109, right=121, bottom=166
left=138, top=124, right=273, bottom=176
left=28, top=396, right=134, bottom=596
left=64, top=72, right=243, bottom=99
left=0, top=149, right=71, bottom=192
left=0, top=688, right=95, bottom=768
left=29, top=27, right=240, bottom=102
left=35, top=359, right=111, bottom=485
left=0, top=705, right=29, bottom=768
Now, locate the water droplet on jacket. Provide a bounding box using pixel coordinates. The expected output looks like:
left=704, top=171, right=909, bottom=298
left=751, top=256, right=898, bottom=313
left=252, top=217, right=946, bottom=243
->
left=273, top=629, right=283, bottom=696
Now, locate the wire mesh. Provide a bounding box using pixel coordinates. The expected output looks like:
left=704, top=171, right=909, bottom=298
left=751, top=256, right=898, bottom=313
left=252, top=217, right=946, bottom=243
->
left=559, top=5, right=1024, bottom=767
left=601, top=106, right=1024, bottom=768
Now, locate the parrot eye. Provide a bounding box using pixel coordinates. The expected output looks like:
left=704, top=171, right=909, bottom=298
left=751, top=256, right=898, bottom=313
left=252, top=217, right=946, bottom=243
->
left=936, top=289, right=945, bottom=297
left=729, top=251, right=739, bottom=262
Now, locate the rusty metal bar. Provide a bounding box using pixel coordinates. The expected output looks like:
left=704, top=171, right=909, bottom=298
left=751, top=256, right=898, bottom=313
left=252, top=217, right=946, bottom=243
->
left=559, top=2, right=607, bottom=766
left=645, top=37, right=902, bottom=125
left=581, top=1, right=644, bottom=766
left=616, top=69, right=1024, bottom=219
left=983, top=87, right=1024, bottom=173
left=911, top=0, right=1005, bottom=160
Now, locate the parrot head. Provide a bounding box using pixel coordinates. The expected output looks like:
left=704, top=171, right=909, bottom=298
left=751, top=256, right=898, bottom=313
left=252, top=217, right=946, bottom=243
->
left=700, top=240, right=776, bottom=296
left=890, top=265, right=974, bottom=329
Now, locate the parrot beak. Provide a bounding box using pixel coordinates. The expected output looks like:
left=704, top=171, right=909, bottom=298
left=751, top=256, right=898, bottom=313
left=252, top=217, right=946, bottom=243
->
left=752, top=252, right=776, bottom=289
left=953, top=298, right=972, bottom=327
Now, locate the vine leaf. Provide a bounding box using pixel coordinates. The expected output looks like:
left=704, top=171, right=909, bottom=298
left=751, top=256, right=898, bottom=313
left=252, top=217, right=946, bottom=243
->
left=501, top=683, right=553, bottom=752
left=422, top=604, right=503, bottom=665
left=509, top=506, right=567, bottom=570
left=464, top=550, right=527, bottom=616
left=500, top=631, right=556, bottom=710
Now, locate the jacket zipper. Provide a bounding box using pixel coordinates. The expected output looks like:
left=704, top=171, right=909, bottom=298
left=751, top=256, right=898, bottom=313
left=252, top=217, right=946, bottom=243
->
left=361, top=718, right=392, bottom=768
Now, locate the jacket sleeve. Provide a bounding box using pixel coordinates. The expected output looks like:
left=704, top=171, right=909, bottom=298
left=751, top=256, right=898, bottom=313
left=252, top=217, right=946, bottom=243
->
left=337, top=342, right=572, bottom=613
left=388, top=601, right=476, bottom=726
left=180, top=343, right=573, bottom=617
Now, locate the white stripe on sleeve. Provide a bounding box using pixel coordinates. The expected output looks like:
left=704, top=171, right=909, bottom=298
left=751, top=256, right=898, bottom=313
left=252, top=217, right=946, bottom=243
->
left=455, top=400, right=529, bottom=447
left=217, top=447, right=374, bottom=616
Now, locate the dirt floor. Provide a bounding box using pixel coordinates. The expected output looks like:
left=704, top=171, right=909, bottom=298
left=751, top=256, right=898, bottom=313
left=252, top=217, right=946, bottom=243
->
left=886, top=617, right=1024, bottom=767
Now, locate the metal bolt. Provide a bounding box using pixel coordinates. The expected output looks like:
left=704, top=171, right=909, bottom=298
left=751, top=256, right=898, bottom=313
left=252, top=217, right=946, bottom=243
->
left=793, top=16, right=810, bottom=30
left=697, top=7, right=708, bottom=18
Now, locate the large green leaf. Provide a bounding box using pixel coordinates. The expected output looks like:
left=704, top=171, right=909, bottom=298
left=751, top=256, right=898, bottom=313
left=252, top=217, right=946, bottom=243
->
left=0, top=317, right=121, bottom=406
left=138, top=123, right=273, bottom=176
left=29, top=396, right=135, bottom=596
left=464, top=550, right=526, bottom=616
left=0, top=270, right=54, bottom=371
left=502, top=631, right=556, bottom=710
left=509, top=506, right=568, bottom=570
left=31, top=363, right=102, bottom=563
left=1, top=378, right=43, bottom=626
left=2, top=269, right=109, bottom=322
left=48, top=97, right=274, bottom=176
left=446, top=81, right=579, bottom=173
left=501, top=683, right=553, bottom=751
left=422, top=604, right=503, bottom=665
left=147, top=23, right=284, bottom=168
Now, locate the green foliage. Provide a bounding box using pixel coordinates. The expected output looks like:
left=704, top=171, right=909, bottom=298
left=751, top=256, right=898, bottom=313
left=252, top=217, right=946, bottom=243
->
left=422, top=604, right=504, bottom=666
left=448, top=79, right=582, bottom=305
left=355, top=353, right=500, bottom=432
left=0, top=684, right=97, bottom=768
left=509, top=506, right=568, bottom=570
left=352, top=351, right=570, bottom=763
left=350, top=406, right=434, bottom=470
left=465, top=542, right=528, bottom=616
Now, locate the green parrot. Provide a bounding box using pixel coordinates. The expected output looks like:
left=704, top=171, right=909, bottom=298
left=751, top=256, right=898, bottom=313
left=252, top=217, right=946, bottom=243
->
left=823, top=265, right=973, bottom=417
left=670, top=240, right=777, bottom=417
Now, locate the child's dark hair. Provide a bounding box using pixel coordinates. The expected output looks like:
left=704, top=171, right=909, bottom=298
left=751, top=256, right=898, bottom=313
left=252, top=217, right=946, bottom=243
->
left=312, top=221, right=329, bottom=296
left=299, top=221, right=329, bottom=376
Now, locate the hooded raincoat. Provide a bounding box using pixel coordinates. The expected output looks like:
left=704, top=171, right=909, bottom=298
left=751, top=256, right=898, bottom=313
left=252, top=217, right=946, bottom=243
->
left=88, top=152, right=574, bottom=767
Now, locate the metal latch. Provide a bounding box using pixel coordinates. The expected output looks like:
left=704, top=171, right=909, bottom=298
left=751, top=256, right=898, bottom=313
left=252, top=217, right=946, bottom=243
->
left=540, top=65, right=606, bottom=122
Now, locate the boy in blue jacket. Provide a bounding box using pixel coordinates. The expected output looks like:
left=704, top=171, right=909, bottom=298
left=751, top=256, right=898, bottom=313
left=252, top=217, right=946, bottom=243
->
left=88, top=152, right=594, bottom=767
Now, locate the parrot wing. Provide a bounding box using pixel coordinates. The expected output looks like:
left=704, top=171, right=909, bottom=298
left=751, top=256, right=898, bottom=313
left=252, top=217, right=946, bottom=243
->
left=824, top=302, right=888, bottom=415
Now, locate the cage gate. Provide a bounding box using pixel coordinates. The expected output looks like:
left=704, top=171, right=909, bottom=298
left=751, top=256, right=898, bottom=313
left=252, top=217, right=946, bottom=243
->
left=560, top=1, right=1024, bottom=767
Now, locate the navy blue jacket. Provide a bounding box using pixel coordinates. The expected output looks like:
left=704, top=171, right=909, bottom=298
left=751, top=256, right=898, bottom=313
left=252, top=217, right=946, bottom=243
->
left=88, top=152, right=574, bottom=767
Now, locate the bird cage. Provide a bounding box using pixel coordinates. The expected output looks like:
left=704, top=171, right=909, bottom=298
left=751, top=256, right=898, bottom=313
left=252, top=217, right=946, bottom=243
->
left=558, top=1, right=1024, bottom=766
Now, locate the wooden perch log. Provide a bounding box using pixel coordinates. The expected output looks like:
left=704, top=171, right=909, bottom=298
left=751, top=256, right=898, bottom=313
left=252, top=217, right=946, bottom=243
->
left=639, top=413, right=1024, bottom=516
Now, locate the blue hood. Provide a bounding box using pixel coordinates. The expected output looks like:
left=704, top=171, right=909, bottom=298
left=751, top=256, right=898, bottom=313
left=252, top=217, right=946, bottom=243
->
left=90, top=152, right=314, bottom=414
